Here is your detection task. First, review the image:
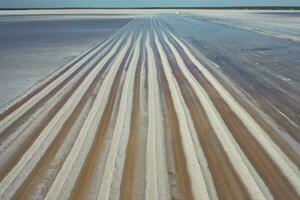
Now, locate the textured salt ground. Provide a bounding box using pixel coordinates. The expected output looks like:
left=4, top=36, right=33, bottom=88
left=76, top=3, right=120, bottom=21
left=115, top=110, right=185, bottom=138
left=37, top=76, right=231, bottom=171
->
left=0, top=13, right=299, bottom=200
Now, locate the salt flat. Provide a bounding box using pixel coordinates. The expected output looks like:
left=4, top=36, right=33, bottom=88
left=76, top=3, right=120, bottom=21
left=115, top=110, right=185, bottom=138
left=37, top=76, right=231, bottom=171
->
left=0, top=14, right=131, bottom=108
left=0, top=10, right=299, bottom=200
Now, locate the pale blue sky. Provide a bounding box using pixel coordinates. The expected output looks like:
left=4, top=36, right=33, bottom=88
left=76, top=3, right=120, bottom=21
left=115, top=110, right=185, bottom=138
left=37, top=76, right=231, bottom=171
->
left=0, top=0, right=299, bottom=8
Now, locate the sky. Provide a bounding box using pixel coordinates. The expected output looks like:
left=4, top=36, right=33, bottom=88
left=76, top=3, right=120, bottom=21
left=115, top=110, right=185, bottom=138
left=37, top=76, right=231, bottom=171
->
left=0, top=0, right=299, bottom=8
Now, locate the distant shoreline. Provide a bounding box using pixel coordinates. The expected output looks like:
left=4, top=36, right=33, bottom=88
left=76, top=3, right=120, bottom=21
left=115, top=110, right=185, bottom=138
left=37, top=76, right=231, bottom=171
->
left=0, top=6, right=300, bottom=10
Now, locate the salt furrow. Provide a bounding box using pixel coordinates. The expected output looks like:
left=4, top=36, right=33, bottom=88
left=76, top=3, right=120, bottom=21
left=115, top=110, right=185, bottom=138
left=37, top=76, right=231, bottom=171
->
left=0, top=19, right=134, bottom=134
left=146, top=17, right=170, bottom=200
left=160, top=28, right=269, bottom=199
left=166, top=26, right=300, bottom=194
left=0, top=16, right=298, bottom=200
left=0, top=25, right=131, bottom=199
left=0, top=35, right=118, bottom=154
left=154, top=18, right=219, bottom=200
left=154, top=31, right=210, bottom=200
left=145, top=33, right=159, bottom=200
left=97, top=30, right=141, bottom=200
left=44, top=23, right=138, bottom=200
left=0, top=20, right=136, bottom=156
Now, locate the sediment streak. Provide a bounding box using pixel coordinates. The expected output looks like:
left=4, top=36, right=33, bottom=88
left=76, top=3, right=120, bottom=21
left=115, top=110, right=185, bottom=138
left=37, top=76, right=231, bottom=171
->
left=0, top=16, right=299, bottom=200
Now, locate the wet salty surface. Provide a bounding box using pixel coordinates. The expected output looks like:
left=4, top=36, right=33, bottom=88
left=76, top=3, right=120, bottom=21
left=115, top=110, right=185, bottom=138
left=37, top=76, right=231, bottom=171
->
left=0, top=11, right=299, bottom=200
left=257, top=12, right=300, bottom=17
left=0, top=15, right=131, bottom=107
left=184, top=10, right=300, bottom=42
